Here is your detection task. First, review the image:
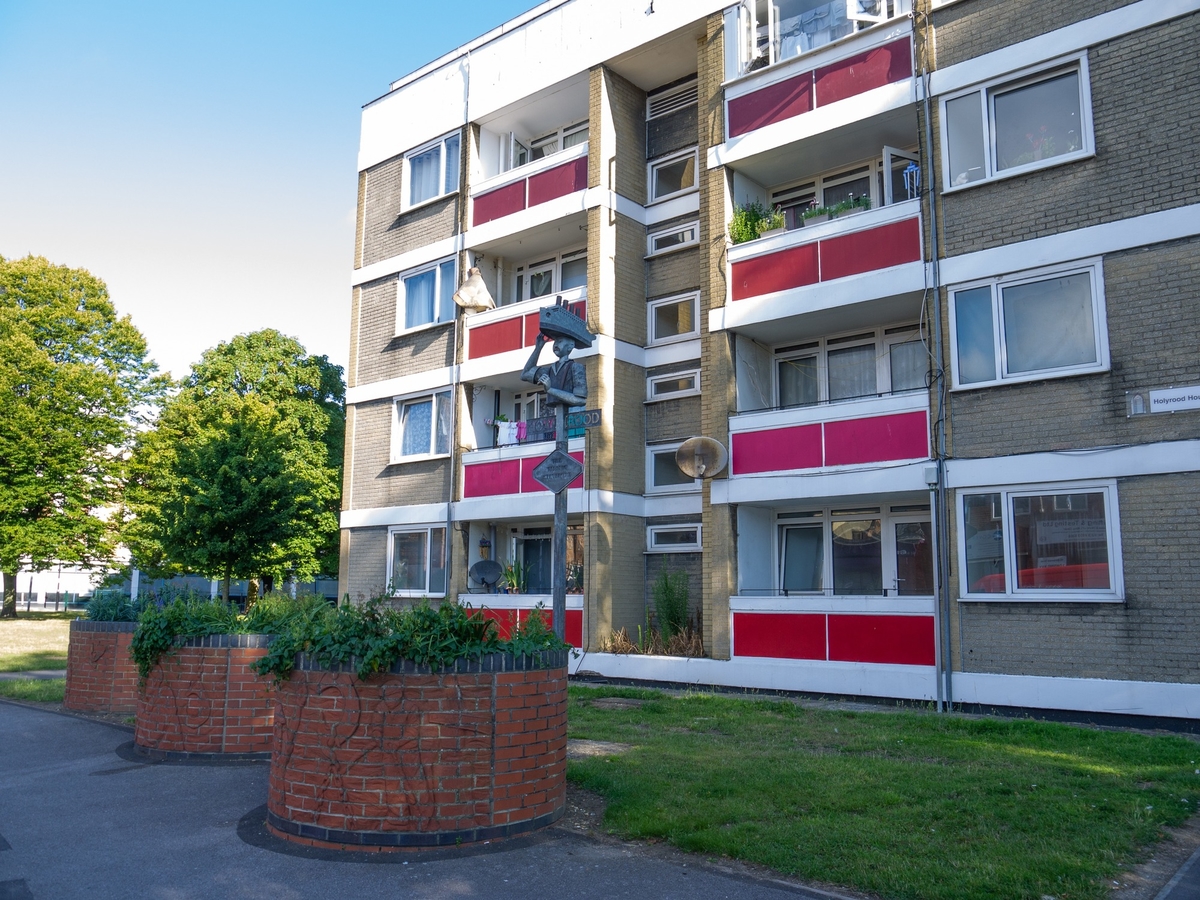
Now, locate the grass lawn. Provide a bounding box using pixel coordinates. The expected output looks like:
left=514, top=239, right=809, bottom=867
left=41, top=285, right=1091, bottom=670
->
left=0, top=678, right=66, bottom=703
left=0, top=611, right=74, bottom=672
left=567, top=686, right=1200, bottom=900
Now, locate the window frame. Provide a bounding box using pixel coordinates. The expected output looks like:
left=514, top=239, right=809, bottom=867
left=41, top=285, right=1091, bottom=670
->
left=774, top=323, right=926, bottom=408
left=947, top=260, right=1108, bottom=390
left=647, top=220, right=700, bottom=257
left=957, top=481, right=1123, bottom=603
left=402, top=130, right=462, bottom=211
left=646, top=368, right=701, bottom=403
left=396, top=257, right=457, bottom=335
left=390, top=389, right=452, bottom=464
left=386, top=525, right=448, bottom=598
left=511, top=247, right=587, bottom=306
left=939, top=55, right=1094, bottom=192
left=648, top=147, right=699, bottom=204
left=646, top=524, right=703, bottom=553
left=646, top=442, right=702, bottom=495
left=648, top=291, right=701, bottom=346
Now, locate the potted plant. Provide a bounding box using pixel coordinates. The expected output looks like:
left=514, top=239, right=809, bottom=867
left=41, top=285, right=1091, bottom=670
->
left=728, top=201, right=786, bottom=244
left=500, top=560, right=527, bottom=594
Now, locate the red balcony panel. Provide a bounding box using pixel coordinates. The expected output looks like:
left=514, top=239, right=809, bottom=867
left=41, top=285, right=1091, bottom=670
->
left=523, top=313, right=542, bottom=347
left=731, top=242, right=819, bottom=301
left=827, top=614, right=935, bottom=666
left=823, top=411, right=928, bottom=466
left=814, top=38, right=913, bottom=107
left=468, top=316, right=525, bottom=359
left=527, top=157, right=588, bottom=207
left=479, top=608, right=519, bottom=640
left=733, top=612, right=826, bottom=660
left=728, top=72, right=814, bottom=137
left=473, top=180, right=526, bottom=226
left=462, top=459, right=521, bottom=498
left=732, top=424, right=822, bottom=474
left=520, top=451, right=584, bottom=493
left=818, top=217, right=921, bottom=281
left=567, top=299, right=586, bottom=320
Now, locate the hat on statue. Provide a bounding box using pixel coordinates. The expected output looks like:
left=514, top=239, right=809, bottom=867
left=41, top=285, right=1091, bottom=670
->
left=538, top=295, right=594, bottom=349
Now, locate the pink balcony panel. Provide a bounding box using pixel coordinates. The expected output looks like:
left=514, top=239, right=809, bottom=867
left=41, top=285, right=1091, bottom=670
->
left=731, top=241, right=819, bottom=301
left=733, top=612, right=826, bottom=660
left=527, top=157, right=588, bottom=207
left=814, top=38, right=913, bottom=107
left=462, top=459, right=521, bottom=498
left=479, top=607, right=583, bottom=648
left=732, top=423, right=822, bottom=475
left=819, top=217, right=921, bottom=281
left=468, top=316, right=525, bottom=359
left=827, top=614, right=935, bottom=666
left=823, top=411, right=927, bottom=467
left=728, top=72, right=814, bottom=137
left=520, top=452, right=584, bottom=493
left=473, top=180, right=526, bottom=227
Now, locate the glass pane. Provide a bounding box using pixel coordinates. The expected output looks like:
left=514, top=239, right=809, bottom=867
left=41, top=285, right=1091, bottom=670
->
left=529, top=265, right=554, bottom=298
left=954, top=286, right=996, bottom=384
left=774, top=0, right=852, bottom=59
left=945, top=92, right=986, bottom=186
left=391, top=531, right=428, bottom=593
left=889, top=340, right=927, bottom=392
left=443, top=133, right=460, bottom=193
left=821, top=174, right=871, bottom=208
left=434, top=393, right=451, bottom=455
left=400, top=399, right=432, bottom=456
left=403, top=269, right=436, bottom=329
left=428, top=528, right=447, bottom=595
left=895, top=521, right=933, bottom=595
left=561, top=255, right=587, bottom=290
left=653, top=529, right=698, bottom=547
left=652, top=374, right=696, bottom=396
left=781, top=525, right=823, bottom=593
left=1002, top=272, right=1095, bottom=374
left=963, top=493, right=1005, bottom=592
left=566, top=530, right=585, bottom=593
left=562, top=125, right=589, bottom=149
left=653, top=299, right=694, bottom=340
left=523, top=537, right=552, bottom=593
left=994, top=71, right=1082, bottom=171
left=531, top=135, right=559, bottom=160
left=1012, top=492, right=1109, bottom=590
left=408, top=145, right=440, bottom=205
left=831, top=518, right=882, bottom=595
left=827, top=344, right=877, bottom=401
left=438, top=260, right=456, bottom=324
left=653, top=155, right=696, bottom=199
left=778, top=356, right=818, bottom=407
left=653, top=227, right=695, bottom=251
left=653, top=450, right=693, bottom=487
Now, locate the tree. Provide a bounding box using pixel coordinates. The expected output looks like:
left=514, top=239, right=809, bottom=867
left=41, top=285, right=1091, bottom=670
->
left=0, top=256, right=165, bottom=618
left=125, top=330, right=343, bottom=600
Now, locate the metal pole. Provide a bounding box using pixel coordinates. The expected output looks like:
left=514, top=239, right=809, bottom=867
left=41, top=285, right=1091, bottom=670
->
left=551, top=404, right=568, bottom=641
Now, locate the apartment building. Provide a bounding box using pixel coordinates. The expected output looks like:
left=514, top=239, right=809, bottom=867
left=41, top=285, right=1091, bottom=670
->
left=340, top=0, right=1200, bottom=721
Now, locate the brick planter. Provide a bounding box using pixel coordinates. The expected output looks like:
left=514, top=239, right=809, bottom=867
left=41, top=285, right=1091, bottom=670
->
left=65, top=620, right=139, bottom=715
left=266, top=649, right=568, bottom=850
left=134, top=634, right=274, bottom=761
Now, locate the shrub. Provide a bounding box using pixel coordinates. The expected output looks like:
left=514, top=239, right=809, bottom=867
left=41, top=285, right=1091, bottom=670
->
left=728, top=201, right=784, bottom=244
left=85, top=591, right=149, bottom=622
left=652, top=567, right=689, bottom=640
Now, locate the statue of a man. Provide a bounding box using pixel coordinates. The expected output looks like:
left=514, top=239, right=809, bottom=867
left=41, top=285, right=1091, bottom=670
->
left=520, top=296, right=592, bottom=407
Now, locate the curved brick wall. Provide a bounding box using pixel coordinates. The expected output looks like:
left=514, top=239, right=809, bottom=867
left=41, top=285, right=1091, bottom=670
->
left=65, top=620, right=139, bottom=715
left=266, top=650, right=568, bottom=850
left=134, top=635, right=274, bottom=760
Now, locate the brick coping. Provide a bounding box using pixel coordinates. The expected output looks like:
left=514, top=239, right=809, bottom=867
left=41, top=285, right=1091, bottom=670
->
left=69, top=619, right=137, bottom=633
left=264, top=807, right=564, bottom=851
left=292, top=647, right=569, bottom=675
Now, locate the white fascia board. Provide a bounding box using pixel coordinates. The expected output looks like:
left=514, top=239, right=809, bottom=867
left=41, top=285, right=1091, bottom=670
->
left=712, top=460, right=931, bottom=505
left=458, top=341, right=599, bottom=386
left=607, top=336, right=702, bottom=370
left=929, top=0, right=1200, bottom=99
left=341, top=502, right=450, bottom=529
left=458, top=593, right=585, bottom=610
left=451, top=490, right=645, bottom=522
left=941, top=205, right=1200, bottom=286
left=643, top=493, right=704, bottom=517
left=945, top=440, right=1200, bottom=489
left=732, top=595, right=935, bottom=614
left=359, top=59, right=470, bottom=173
left=644, top=191, right=701, bottom=226
left=346, top=367, right=456, bottom=407
left=952, top=671, right=1200, bottom=720
left=352, top=235, right=462, bottom=289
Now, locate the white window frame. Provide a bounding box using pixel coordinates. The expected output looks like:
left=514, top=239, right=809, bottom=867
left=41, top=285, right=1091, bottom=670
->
left=940, top=55, right=1094, bottom=192
left=947, top=260, right=1108, bottom=390
left=774, top=323, right=926, bottom=407
left=647, top=221, right=700, bottom=257
left=511, top=247, right=587, bottom=306
left=646, top=368, right=701, bottom=403
left=957, top=481, right=1123, bottom=603
left=646, top=442, right=701, bottom=495
left=396, top=257, right=457, bottom=335
left=648, top=291, right=700, bottom=347
left=402, top=130, right=461, bottom=211
left=648, top=147, right=699, bottom=204
left=390, top=390, right=452, bottom=464
left=528, top=121, right=589, bottom=163
left=386, top=525, right=448, bottom=598
left=739, top=0, right=912, bottom=74
left=647, top=524, right=703, bottom=552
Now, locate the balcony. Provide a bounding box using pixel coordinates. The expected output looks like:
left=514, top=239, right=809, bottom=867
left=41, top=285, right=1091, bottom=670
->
left=469, top=143, right=589, bottom=233
left=456, top=594, right=584, bottom=648
left=463, top=287, right=587, bottom=364
left=460, top=438, right=584, bottom=500
left=730, top=603, right=935, bottom=666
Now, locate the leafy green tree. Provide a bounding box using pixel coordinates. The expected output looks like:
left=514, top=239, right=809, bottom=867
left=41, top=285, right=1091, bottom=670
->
left=0, top=256, right=165, bottom=618
left=125, top=330, right=343, bottom=600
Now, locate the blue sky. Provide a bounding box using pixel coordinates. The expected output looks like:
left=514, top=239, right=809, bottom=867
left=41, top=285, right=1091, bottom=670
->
left=0, top=0, right=536, bottom=380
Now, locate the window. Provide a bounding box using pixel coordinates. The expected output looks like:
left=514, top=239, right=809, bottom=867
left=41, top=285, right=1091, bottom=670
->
left=648, top=292, right=699, bottom=346
left=649, top=148, right=698, bottom=203
left=959, top=483, right=1121, bottom=601
left=647, top=221, right=699, bottom=257
left=647, top=369, right=701, bottom=402
left=392, top=391, right=451, bottom=463
left=511, top=248, right=587, bottom=305
left=769, top=150, right=917, bottom=230
left=397, top=258, right=456, bottom=333
left=775, top=324, right=926, bottom=407
left=950, top=263, right=1107, bottom=388
left=738, top=0, right=911, bottom=74
left=778, top=505, right=932, bottom=596
left=508, top=524, right=585, bottom=593
left=647, top=524, right=702, bottom=552
left=388, top=526, right=447, bottom=597
left=942, top=58, right=1091, bottom=189
left=647, top=443, right=700, bottom=494
left=405, top=131, right=461, bottom=208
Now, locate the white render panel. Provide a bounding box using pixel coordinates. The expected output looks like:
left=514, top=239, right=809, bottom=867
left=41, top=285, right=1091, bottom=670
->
left=953, top=672, right=1200, bottom=720
left=712, top=460, right=932, bottom=505
left=341, top=502, right=450, bottom=529
left=359, top=59, right=469, bottom=173
left=944, top=440, right=1200, bottom=489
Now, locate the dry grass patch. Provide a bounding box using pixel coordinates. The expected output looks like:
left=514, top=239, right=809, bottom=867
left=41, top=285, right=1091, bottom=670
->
left=0, top=612, right=74, bottom=672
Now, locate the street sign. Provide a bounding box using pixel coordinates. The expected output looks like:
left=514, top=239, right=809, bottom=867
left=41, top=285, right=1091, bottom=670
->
left=566, top=409, right=602, bottom=429
left=525, top=409, right=602, bottom=442
left=531, top=449, right=583, bottom=494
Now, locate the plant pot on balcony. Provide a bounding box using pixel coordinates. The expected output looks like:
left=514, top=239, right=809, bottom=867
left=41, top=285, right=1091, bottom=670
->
left=265, top=649, right=568, bottom=850
left=65, top=620, right=139, bottom=715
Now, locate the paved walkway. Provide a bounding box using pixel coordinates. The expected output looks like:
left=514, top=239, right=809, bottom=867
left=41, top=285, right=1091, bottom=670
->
left=0, top=670, right=66, bottom=681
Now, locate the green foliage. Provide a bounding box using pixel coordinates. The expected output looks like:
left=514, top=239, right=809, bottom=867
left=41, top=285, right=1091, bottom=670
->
left=255, top=598, right=571, bottom=683
left=0, top=255, right=167, bottom=617
left=500, top=559, right=527, bottom=593
left=0, top=677, right=65, bottom=703
left=801, top=194, right=872, bottom=220
left=651, top=566, right=689, bottom=640
left=728, top=201, right=785, bottom=244
left=84, top=591, right=150, bottom=623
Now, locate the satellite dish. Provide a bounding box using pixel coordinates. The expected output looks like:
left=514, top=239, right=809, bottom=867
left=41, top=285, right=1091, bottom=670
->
left=468, top=559, right=503, bottom=589
left=453, top=267, right=495, bottom=313
left=675, top=436, right=728, bottom=479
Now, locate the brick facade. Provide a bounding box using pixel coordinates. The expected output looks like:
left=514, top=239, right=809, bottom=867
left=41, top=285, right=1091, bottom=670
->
left=64, top=621, right=138, bottom=716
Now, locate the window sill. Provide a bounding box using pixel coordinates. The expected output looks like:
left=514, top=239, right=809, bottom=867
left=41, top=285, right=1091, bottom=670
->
left=388, top=452, right=451, bottom=467
left=400, top=192, right=457, bottom=216
left=645, top=241, right=699, bottom=260
left=958, top=594, right=1124, bottom=604
left=647, top=187, right=699, bottom=207
left=951, top=363, right=1109, bottom=392
left=645, top=389, right=702, bottom=404
left=648, top=332, right=701, bottom=349
left=394, top=319, right=454, bottom=340
left=941, top=150, right=1094, bottom=195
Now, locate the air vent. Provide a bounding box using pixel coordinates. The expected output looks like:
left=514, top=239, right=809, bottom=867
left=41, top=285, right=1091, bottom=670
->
left=647, top=78, right=697, bottom=120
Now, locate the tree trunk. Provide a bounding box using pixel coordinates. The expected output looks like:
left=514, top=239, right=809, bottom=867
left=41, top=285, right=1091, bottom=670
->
left=1, top=570, right=17, bottom=618
left=222, top=564, right=232, bottom=605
